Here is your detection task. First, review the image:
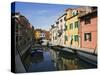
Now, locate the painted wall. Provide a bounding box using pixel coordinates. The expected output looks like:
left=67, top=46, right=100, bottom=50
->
left=80, top=15, right=97, bottom=50
left=65, top=9, right=79, bottom=48
left=50, top=25, right=58, bottom=46
left=35, top=31, right=41, bottom=40
left=57, top=14, right=66, bottom=46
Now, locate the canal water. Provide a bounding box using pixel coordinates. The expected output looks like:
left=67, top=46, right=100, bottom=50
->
left=23, top=46, right=97, bottom=72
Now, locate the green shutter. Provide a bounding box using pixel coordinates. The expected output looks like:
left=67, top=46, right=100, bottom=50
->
left=75, top=21, right=78, bottom=28
left=65, top=35, right=68, bottom=41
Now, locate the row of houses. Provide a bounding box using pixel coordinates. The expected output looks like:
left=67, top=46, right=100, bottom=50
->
left=12, top=12, right=51, bottom=72
left=50, top=6, right=97, bottom=50
left=12, top=12, right=34, bottom=57
left=12, top=12, right=35, bottom=72
left=34, top=29, right=50, bottom=43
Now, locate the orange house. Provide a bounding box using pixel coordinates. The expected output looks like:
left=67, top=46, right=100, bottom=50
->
left=79, top=7, right=97, bottom=50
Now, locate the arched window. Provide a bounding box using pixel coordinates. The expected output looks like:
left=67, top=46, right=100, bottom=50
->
left=72, top=10, right=78, bottom=16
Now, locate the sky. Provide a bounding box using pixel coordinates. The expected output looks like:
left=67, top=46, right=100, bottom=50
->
left=11, top=2, right=80, bottom=31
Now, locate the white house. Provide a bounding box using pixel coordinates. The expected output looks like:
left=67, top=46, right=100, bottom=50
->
left=50, top=24, right=58, bottom=46
left=56, top=13, right=67, bottom=47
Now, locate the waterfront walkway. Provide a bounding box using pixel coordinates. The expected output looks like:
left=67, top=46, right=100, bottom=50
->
left=15, top=50, right=26, bottom=73
left=62, top=45, right=97, bottom=55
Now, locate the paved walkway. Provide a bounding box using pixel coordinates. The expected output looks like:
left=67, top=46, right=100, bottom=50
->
left=15, top=50, right=26, bottom=73
left=61, top=45, right=97, bottom=55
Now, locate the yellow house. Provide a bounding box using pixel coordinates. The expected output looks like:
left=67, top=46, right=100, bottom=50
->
left=64, top=8, right=79, bottom=48
left=35, top=30, right=41, bottom=40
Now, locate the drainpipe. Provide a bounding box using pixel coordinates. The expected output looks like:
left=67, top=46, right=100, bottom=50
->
left=78, top=21, right=81, bottom=48
left=93, top=44, right=97, bottom=55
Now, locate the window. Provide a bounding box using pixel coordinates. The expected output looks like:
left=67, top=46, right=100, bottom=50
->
left=70, top=23, right=73, bottom=29
left=72, top=10, right=78, bottom=16
left=64, top=17, right=66, bottom=21
left=64, top=25, right=67, bottom=30
left=74, top=35, right=79, bottom=41
left=55, top=33, right=58, bottom=40
left=60, top=19, right=62, bottom=22
left=53, top=36, right=54, bottom=40
left=55, top=36, right=57, bottom=40
left=75, top=21, right=79, bottom=28
left=85, top=16, right=91, bottom=24
left=16, top=23, right=21, bottom=30
left=84, top=33, right=91, bottom=41
left=72, top=11, right=75, bottom=16
left=65, top=35, right=68, bottom=41
left=56, top=21, right=59, bottom=24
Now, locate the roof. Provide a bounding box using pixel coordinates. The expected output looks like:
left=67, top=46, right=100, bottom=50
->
left=57, top=13, right=67, bottom=20
left=79, top=8, right=97, bottom=18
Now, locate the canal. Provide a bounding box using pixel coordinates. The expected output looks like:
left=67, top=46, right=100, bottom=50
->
left=23, top=45, right=97, bottom=72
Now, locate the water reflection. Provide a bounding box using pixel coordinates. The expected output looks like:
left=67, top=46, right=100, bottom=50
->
left=23, top=47, right=96, bottom=72
left=24, top=47, right=56, bottom=72
left=49, top=49, right=78, bottom=70
left=50, top=49, right=96, bottom=70
left=31, top=51, right=43, bottom=63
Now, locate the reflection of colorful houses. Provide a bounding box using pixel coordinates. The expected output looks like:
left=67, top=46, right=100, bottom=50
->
left=79, top=7, right=97, bottom=50
left=61, top=57, right=78, bottom=70
left=65, top=8, right=79, bottom=48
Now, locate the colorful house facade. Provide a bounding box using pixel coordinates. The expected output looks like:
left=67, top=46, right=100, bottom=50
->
left=50, top=24, right=58, bottom=46
left=12, top=12, right=34, bottom=56
left=56, top=13, right=67, bottom=46
left=79, top=7, right=97, bottom=50
left=65, top=8, right=79, bottom=48
left=34, top=29, right=41, bottom=40
left=49, top=6, right=97, bottom=51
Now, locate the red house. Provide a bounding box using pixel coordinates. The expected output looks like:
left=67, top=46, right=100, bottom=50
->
left=79, top=7, right=97, bottom=50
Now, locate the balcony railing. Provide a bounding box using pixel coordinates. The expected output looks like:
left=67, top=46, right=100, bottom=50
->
left=57, top=29, right=63, bottom=36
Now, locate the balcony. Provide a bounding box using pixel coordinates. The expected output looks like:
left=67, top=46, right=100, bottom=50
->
left=57, top=29, right=63, bottom=37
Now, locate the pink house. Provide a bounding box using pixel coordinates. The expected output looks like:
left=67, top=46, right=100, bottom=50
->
left=79, top=7, right=97, bottom=50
